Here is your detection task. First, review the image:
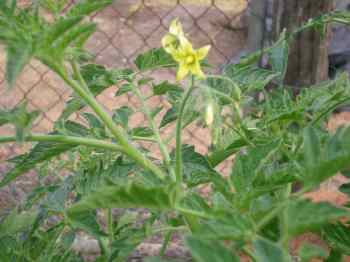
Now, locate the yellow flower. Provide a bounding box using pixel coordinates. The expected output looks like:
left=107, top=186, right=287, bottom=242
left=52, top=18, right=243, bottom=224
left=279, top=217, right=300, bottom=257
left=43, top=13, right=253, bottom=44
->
left=162, top=18, right=185, bottom=54
left=172, top=38, right=210, bottom=81
left=162, top=18, right=211, bottom=81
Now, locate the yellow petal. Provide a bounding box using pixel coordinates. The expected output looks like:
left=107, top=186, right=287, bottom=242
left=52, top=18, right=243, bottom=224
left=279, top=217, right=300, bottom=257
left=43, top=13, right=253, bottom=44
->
left=189, top=61, right=205, bottom=79
left=196, top=45, right=211, bottom=60
left=161, top=34, right=177, bottom=54
left=180, top=37, right=194, bottom=53
left=176, top=63, right=190, bottom=81
left=169, top=18, right=184, bottom=38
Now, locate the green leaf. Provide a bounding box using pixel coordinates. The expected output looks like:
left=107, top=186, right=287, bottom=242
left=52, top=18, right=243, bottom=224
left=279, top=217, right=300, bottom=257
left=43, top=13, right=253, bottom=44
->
left=130, top=127, right=154, bottom=137
left=135, top=48, right=176, bottom=71
left=178, top=145, right=218, bottom=188
left=230, top=141, right=280, bottom=195
left=253, top=237, right=290, bottom=262
left=160, top=108, right=177, bottom=128
left=186, top=237, right=240, bottom=262
left=67, top=182, right=175, bottom=221
left=112, top=106, right=134, bottom=128
left=302, top=126, right=350, bottom=186
left=208, top=139, right=247, bottom=167
left=68, top=210, right=104, bottom=237
left=323, top=223, right=350, bottom=255
left=60, top=65, right=132, bottom=120
left=115, top=83, right=133, bottom=96
left=54, top=22, right=97, bottom=52
left=66, top=0, right=113, bottom=17
left=153, top=81, right=181, bottom=96
left=6, top=44, right=33, bottom=87
left=224, top=63, right=280, bottom=92
left=325, top=249, right=343, bottom=262
left=299, top=243, right=328, bottom=262
left=42, top=17, right=83, bottom=48
left=339, top=183, right=350, bottom=197
left=303, top=126, right=321, bottom=173
left=0, top=102, right=39, bottom=142
left=288, top=200, right=350, bottom=236
left=0, top=121, right=88, bottom=188
left=0, top=209, right=37, bottom=237
left=268, top=31, right=289, bottom=83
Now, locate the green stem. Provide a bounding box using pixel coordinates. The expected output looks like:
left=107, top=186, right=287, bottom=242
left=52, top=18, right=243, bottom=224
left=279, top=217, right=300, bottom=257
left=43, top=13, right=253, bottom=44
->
left=279, top=184, right=291, bottom=251
left=160, top=231, right=172, bottom=257
left=107, top=208, right=114, bottom=248
left=56, top=69, right=165, bottom=180
left=175, top=76, right=196, bottom=187
left=0, top=134, right=124, bottom=152
left=130, top=83, right=175, bottom=180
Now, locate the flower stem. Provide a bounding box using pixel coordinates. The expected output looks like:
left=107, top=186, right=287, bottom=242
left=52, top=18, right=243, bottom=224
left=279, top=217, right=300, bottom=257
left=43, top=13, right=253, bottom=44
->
left=130, top=83, right=175, bottom=180
left=175, top=76, right=196, bottom=187
left=56, top=69, right=165, bottom=180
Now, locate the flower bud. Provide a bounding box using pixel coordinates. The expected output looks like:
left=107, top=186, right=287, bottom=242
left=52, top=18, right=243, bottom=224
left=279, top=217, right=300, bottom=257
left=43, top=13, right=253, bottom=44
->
left=205, top=102, right=215, bottom=126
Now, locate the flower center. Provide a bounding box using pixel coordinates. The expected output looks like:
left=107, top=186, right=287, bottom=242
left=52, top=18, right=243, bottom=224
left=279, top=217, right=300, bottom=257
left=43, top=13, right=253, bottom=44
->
left=185, top=55, right=195, bottom=65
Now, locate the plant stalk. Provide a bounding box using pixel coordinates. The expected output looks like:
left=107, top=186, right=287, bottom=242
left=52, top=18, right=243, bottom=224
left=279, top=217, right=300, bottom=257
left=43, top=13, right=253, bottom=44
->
left=130, top=82, right=175, bottom=180
left=0, top=134, right=124, bottom=152
left=56, top=69, right=165, bottom=180
left=175, top=76, right=196, bottom=187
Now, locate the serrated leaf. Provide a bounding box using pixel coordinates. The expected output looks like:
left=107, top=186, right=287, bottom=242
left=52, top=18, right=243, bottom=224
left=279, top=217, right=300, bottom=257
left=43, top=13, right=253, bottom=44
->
left=153, top=81, right=181, bottom=96
left=66, top=0, right=112, bottom=17
left=303, top=126, right=321, bottom=173
left=67, top=182, right=175, bottom=220
left=135, top=48, right=176, bottom=71
left=177, top=145, right=218, bottom=188
left=186, top=237, right=240, bottom=262
left=288, top=200, right=350, bottom=236
left=253, top=237, right=290, bottom=262
left=323, top=223, right=350, bottom=255
left=339, top=183, right=350, bottom=197
left=160, top=108, right=177, bottom=128
left=115, top=83, right=133, bottom=96
left=130, top=127, right=154, bottom=137
left=0, top=209, right=37, bottom=237
left=60, top=65, right=132, bottom=120
left=42, top=17, right=83, bottom=47
left=208, top=139, right=247, bottom=167
left=6, top=44, right=33, bottom=86
left=302, top=126, right=350, bottom=186
left=113, top=106, right=133, bottom=128
left=299, top=243, right=328, bottom=262
left=268, top=31, right=289, bottom=83
left=0, top=121, right=89, bottom=188
left=55, top=22, right=97, bottom=52
left=230, top=141, right=280, bottom=195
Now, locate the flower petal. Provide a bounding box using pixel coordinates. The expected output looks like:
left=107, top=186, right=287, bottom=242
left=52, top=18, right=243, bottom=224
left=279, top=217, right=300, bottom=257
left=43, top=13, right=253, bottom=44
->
left=190, top=61, right=205, bottom=79
left=162, top=34, right=177, bottom=53
left=169, top=18, right=184, bottom=38
left=176, top=63, right=190, bottom=81
left=196, top=45, right=211, bottom=60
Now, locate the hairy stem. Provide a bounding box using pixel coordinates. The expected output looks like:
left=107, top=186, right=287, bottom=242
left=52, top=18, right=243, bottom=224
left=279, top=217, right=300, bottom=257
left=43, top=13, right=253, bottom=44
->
left=0, top=134, right=124, bottom=152
left=56, top=69, right=165, bottom=180
left=130, top=83, right=175, bottom=180
left=175, top=76, right=196, bottom=186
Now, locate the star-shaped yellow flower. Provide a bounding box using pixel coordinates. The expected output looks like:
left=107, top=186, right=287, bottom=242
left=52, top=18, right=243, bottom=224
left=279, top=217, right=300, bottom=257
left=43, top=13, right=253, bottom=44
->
left=172, top=38, right=210, bottom=81
left=162, top=19, right=211, bottom=81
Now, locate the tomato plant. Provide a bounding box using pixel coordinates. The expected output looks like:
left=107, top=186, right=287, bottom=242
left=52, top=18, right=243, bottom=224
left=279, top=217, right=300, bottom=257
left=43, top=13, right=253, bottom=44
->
left=1, top=1, right=350, bottom=261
